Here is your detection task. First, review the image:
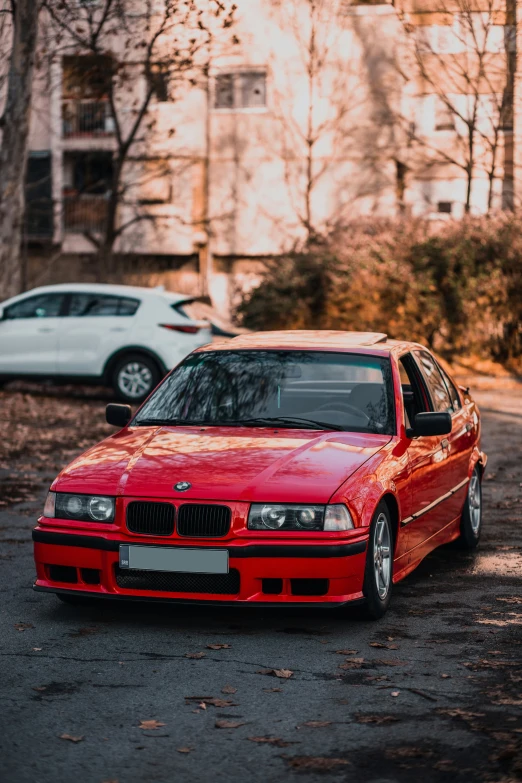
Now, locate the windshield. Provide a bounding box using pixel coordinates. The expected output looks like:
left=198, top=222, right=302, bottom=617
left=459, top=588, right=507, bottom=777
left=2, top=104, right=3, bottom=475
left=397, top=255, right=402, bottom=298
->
left=134, top=350, right=395, bottom=434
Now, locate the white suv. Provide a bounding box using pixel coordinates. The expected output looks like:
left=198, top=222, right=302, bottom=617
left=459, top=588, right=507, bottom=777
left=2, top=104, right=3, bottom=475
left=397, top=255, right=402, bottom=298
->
left=0, top=283, right=213, bottom=402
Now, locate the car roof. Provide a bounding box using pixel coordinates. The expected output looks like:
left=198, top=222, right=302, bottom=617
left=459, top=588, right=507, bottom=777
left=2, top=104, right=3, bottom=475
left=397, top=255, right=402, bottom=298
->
left=198, top=330, right=424, bottom=355
left=3, top=283, right=189, bottom=303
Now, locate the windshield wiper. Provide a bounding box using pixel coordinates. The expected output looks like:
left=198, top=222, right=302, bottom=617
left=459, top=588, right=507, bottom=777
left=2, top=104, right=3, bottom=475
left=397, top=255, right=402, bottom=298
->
left=236, top=416, right=345, bottom=432
left=133, top=418, right=183, bottom=427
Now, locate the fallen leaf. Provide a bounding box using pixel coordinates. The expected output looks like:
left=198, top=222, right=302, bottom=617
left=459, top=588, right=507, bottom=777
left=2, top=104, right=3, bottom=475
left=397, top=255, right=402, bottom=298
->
left=139, top=720, right=166, bottom=730
left=32, top=686, right=47, bottom=692
left=32, top=648, right=42, bottom=652
left=391, top=691, right=400, bottom=697
left=355, top=715, right=399, bottom=725
left=441, top=674, right=451, bottom=679
left=284, top=756, right=349, bottom=770
left=207, top=644, right=231, bottom=650
left=298, top=721, right=331, bottom=728
left=335, top=649, right=358, bottom=655
left=339, top=658, right=364, bottom=670
left=374, top=659, right=407, bottom=667
left=185, top=652, right=206, bottom=659
left=263, top=688, right=282, bottom=693
left=440, top=708, right=485, bottom=720
left=177, top=747, right=193, bottom=754
left=185, top=697, right=237, bottom=708
left=215, top=720, right=244, bottom=729
left=59, top=734, right=83, bottom=743
left=369, top=642, right=398, bottom=650
left=69, top=627, right=98, bottom=638
left=257, top=668, right=293, bottom=679
left=248, top=736, right=294, bottom=747
left=221, top=685, right=237, bottom=694
left=14, top=623, right=33, bottom=631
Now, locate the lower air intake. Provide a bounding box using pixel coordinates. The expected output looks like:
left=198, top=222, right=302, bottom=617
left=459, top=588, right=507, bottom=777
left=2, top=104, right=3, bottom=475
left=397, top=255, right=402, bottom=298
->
left=114, top=566, right=240, bottom=595
left=290, top=578, right=329, bottom=596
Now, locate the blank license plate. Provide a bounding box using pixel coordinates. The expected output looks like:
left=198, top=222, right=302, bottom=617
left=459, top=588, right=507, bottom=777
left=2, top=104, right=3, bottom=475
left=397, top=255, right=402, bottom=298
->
left=119, top=545, right=229, bottom=574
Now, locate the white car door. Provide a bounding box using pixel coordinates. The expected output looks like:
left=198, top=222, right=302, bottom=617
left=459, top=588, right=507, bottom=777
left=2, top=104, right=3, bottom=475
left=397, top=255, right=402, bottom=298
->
left=0, top=292, right=65, bottom=374
left=57, top=292, right=140, bottom=376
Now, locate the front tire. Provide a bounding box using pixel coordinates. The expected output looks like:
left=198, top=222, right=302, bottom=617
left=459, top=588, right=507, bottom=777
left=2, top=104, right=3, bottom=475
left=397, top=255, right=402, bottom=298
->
left=361, top=503, right=393, bottom=620
left=456, top=467, right=482, bottom=549
left=111, top=354, right=160, bottom=404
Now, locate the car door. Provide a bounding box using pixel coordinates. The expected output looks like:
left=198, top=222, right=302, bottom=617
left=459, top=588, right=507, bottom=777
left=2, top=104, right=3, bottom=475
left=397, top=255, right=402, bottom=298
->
left=0, top=293, right=66, bottom=375
left=58, top=292, right=140, bottom=376
left=430, top=355, right=474, bottom=514
left=411, top=350, right=467, bottom=539
left=399, top=352, right=456, bottom=555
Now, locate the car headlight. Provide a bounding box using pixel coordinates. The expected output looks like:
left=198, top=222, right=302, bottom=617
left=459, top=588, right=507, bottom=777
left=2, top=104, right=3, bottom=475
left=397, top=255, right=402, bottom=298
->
left=43, top=492, right=115, bottom=523
left=247, top=503, right=354, bottom=531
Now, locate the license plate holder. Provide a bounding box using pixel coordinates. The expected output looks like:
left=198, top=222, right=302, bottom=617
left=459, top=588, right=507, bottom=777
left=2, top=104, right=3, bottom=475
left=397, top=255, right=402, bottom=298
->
left=119, top=545, right=229, bottom=574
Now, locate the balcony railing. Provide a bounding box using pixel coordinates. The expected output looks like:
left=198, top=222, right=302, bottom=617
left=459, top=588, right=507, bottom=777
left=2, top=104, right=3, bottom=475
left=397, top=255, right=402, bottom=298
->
left=62, top=98, right=115, bottom=138
left=63, top=194, right=108, bottom=233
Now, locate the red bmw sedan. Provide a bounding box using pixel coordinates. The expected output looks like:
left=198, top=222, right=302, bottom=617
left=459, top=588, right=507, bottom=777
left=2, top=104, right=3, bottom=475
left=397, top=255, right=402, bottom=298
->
left=33, top=331, right=486, bottom=619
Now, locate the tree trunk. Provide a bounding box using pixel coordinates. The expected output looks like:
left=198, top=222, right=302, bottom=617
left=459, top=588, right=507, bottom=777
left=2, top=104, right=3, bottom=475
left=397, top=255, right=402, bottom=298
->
left=97, top=159, right=122, bottom=279
left=0, top=0, right=39, bottom=300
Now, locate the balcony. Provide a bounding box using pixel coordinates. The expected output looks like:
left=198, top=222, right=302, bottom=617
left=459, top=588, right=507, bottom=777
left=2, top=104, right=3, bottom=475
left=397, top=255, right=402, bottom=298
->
left=63, top=194, right=108, bottom=233
left=62, top=99, right=115, bottom=139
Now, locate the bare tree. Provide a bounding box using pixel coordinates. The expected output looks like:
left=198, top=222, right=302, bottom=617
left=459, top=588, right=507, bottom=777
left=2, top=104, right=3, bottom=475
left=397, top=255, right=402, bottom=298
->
left=43, top=0, right=235, bottom=275
left=266, top=0, right=401, bottom=246
left=402, top=0, right=516, bottom=214
left=0, top=0, right=40, bottom=299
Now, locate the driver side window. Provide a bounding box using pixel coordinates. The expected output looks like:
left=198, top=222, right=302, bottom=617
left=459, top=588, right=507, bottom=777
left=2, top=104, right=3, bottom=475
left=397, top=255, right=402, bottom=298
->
left=399, top=354, right=428, bottom=430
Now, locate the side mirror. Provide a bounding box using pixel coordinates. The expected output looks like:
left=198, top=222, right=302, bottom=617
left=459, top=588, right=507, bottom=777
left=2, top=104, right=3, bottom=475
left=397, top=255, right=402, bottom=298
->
left=413, top=412, right=452, bottom=437
left=106, top=403, right=132, bottom=428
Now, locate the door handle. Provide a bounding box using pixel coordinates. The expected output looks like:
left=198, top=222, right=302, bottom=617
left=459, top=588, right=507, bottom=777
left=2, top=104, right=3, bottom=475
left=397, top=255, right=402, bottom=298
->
left=37, top=327, right=55, bottom=333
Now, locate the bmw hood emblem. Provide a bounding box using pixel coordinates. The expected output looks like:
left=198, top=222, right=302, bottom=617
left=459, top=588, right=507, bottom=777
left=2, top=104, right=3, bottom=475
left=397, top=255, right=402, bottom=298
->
left=174, top=481, right=191, bottom=492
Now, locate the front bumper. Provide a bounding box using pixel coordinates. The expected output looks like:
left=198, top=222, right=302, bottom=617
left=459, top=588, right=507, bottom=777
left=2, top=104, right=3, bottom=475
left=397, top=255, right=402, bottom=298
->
left=33, top=528, right=368, bottom=606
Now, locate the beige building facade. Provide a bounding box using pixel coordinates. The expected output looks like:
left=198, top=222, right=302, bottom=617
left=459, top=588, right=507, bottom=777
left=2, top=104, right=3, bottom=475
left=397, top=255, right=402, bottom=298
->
left=18, top=0, right=522, bottom=308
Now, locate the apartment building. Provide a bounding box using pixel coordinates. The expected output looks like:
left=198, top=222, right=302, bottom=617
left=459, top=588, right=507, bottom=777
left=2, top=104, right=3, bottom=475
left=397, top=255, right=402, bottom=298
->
left=21, top=0, right=521, bottom=290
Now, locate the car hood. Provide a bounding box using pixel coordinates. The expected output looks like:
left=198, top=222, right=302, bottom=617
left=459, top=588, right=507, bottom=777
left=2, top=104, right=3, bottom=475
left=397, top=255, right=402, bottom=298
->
left=54, top=426, right=392, bottom=504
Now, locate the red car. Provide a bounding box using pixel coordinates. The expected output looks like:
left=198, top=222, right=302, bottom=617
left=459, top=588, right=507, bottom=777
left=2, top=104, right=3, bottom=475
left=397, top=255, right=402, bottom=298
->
left=33, top=331, right=486, bottom=619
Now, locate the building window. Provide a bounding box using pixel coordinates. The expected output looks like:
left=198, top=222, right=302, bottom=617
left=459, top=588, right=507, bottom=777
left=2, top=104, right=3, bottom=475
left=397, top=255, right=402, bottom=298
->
left=437, top=201, right=453, bottom=214
left=435, top=100, right=455, bottom=131
left=214, top=70, right=267, bottom=110
left=63, top=152, right=112, bottom=233
left=62, top=55, right=114, bottom=138
left=148, top=64, right=169, bottom=102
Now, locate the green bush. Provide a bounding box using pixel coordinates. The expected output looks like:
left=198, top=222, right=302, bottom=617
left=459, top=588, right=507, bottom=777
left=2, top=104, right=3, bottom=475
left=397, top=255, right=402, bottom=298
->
left=237, top=217, right=522, bottom=369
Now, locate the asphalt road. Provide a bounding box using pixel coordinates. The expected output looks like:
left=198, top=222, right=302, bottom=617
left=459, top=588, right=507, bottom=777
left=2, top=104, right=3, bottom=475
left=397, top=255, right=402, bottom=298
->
left=0, top=385, right=521, bottom=783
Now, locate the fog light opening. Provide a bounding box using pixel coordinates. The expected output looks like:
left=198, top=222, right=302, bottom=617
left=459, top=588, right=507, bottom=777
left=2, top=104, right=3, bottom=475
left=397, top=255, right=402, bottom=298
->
left=262, top=578, right=283, bottom=595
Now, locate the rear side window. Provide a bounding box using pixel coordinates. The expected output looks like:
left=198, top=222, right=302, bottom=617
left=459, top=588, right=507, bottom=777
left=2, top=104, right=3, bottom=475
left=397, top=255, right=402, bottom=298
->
left=5, top=293, right=65, bottom=319
left=437, top=362, right=462, bottom=410
left=413, top=350, right=453, bottom=413
left=68, top=294, right=140, bottom=317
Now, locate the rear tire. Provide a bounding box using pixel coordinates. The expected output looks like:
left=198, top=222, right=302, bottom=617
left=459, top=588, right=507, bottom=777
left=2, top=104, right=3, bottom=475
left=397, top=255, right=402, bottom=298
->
left=456, top=467, right=482, bottom=550
left=111, top=353, right=161, bottom=404
left=361, top=502, right=393, bottom=620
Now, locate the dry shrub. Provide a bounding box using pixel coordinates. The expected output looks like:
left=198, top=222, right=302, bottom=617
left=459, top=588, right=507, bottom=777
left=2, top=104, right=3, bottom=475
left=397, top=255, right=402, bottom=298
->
left=237, top=217, right=522, bottom=369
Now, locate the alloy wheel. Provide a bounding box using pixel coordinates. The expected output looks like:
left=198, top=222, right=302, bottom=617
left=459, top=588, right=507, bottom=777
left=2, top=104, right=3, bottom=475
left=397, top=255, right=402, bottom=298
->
left=373, top=512, right=392, bottom=600
left=117, top=362, right=153, bottom=399
left=468, top=472, right=482, bottom=535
